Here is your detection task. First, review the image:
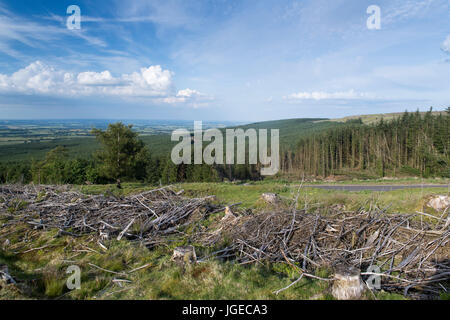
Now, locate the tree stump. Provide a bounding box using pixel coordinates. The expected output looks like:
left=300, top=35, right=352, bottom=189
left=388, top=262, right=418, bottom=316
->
left=2, top=239, right=10, bottom=250
left=0, top=265, right=16, bottom=284
left=331, top=265, right=365, bottom=300
left=224, top=206, right=235, bottom=217
left=427, top=195, right=449, bottom=212
left=172, top=246, right=197, bottom=265
left=99, top=224, right=109, bottom=240
left=261, top=193, right=279, bottom=204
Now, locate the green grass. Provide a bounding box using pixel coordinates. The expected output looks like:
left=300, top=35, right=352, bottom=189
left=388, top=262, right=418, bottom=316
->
left=0, top=223, right=405, bottom=300
left=152, top=182, right=448, bottom=213
left=75, top=180, right=448, bottom=214
left=0, top=224, right=334, bottom=300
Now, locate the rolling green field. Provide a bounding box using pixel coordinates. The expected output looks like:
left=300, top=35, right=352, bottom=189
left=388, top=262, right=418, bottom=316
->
left=0, top=119, right=238, bottom=161
left=0, top=135, right=174, bottom=162
left=0, top=118, right=354, bottom=162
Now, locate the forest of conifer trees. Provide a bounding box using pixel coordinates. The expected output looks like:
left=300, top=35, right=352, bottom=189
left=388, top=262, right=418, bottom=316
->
left=281, top=109, right=449, bottom=178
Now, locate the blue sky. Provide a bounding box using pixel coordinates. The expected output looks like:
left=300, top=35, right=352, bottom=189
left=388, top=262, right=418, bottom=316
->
left=0, top=0, right=449, bottom=121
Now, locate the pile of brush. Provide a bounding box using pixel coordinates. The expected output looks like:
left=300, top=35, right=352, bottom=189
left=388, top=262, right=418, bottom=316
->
left=0, top=184, right=217, bottom=244
left=201, top=202, right=449, bottom=298
left=1, top=184, right=448, bottom=298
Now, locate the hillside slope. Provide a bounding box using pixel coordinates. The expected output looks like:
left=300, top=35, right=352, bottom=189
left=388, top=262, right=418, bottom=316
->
left=0, top=110, right=446, bottom=163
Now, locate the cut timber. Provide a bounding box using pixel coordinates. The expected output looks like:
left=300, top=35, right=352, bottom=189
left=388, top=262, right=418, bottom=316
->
left=2, top=239, right=10, bottom=249
left=331, top=265, right=365, bottom=300
left=224, top=206, right=234, bottom=216
left=172, top=246, right=197, bottom=264
left=221, top=206, right=239, bottom=226
left=261, top=193, right=279, bottom=204
left=427, top=195, right=449, bottom=212
left=0, top=265, right=16, bottom=284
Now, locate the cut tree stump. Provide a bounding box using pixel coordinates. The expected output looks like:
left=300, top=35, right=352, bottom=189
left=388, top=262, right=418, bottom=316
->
left=220, top=206, right=239, bottom=228
left=221, top=206, right=237, bottom=221
left=331, top=265, right=365, bottom=300
left=427, top=195, right=449, bottom=212
left=0, top=265, right=16, bottom=284
left=2, top=239, right=10, bottom=249
left=172, top=246, right=197, bottom=265
left=224, top=206, right=234, bottom=216
left=261, top=193, right=279, bottom=204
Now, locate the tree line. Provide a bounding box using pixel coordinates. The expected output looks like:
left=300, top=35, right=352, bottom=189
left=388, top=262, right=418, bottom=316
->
left=0, top=122, right=262, bottom=185
left=281, top=108, right=449, bottom=178
left=0, top=109, right=449, bottom=185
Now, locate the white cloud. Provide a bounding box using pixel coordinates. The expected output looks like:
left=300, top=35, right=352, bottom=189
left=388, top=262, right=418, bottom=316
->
left=77, top=71, right=118, bottom=85
left=442, top=35, right=450, bottom=55
left=162, top=88, right=212, bottom=108
left=285, top=89, right=372, bottom=101
left=0, top=61, right=211, bottom=106
left=176, top=88, right=201, bottom=98
left=383, top=0, right=434, bottom=24
left=124, top=66, right=173, bottom=92
left=0, top=7, right=106, bottom=57
left=3, top=61, right=67, bottom=94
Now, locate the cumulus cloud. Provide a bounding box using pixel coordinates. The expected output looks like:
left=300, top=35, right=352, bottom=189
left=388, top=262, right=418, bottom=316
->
left=77, top=71, right=118, bottom=86
left=162, top=88, right=213, bottom=108
left=176, top=88, right=201, bottom=98
left=123, top=66, right=173, bottom=93
left=1, top=61, right=67, bottom=94
left=441, top=35, right=450, bottom=55
left=284, top=89, right=372, bottom=101
left=0, top=61, right=211, bottom=106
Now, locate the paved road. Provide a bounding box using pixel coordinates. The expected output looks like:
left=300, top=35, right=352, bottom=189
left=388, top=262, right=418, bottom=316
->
left=305, top=184, right=449, bottom=191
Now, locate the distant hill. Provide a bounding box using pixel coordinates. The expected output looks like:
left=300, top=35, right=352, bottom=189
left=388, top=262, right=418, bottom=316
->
left=0, top=110, right=447, bottom=162
left=0, top=117, right=345, bottom=162
left=325, top=110, right=446, bottom=125
left=232, top=118, right=343, bottom=150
